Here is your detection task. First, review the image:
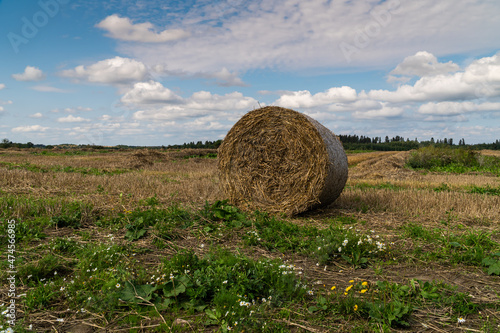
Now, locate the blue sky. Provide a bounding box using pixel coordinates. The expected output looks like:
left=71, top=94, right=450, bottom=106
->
left=1, top=0, right=499, bottom=146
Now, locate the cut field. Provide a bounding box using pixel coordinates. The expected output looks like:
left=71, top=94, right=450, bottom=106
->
left=0, top=148, right=499, bottom=332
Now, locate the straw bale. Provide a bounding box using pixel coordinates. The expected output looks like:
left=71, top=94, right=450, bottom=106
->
left=217, top=106, right=348, bottom=215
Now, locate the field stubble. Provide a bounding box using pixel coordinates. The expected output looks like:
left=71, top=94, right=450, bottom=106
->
left=0, top=148, right=499, bottom=332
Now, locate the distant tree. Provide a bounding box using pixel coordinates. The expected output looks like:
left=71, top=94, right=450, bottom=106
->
left=1, top=138, right=12, bottom=148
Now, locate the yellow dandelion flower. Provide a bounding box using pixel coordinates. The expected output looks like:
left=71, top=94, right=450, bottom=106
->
left=345, top=285, right=353, bottom=292
left=354, top=305, right=358, bottom=311
left=349, top=280, right=354, bottom=283
left=360, top=289, right=368, bottom=293
left=331, top=286, right=336, bottom=291
left=361, top=281, right=368, bottom=287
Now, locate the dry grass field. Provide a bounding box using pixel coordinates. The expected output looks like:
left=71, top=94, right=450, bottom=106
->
left=0, top=148, right=499, bottom=332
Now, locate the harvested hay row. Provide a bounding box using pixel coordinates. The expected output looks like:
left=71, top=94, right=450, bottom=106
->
left=130, top=149, right=166, bottom=168
left=218, top=106, right=348, bottom=215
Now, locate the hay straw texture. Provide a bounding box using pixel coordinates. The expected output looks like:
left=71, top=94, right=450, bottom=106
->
left=218, top=106, right=348, bottom=215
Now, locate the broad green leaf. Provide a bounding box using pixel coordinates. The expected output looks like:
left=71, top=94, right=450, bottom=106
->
left=156, top=298, right=175, bottom=310
left=308, top=306, right=319, bottom=313
left=205, top=309, right=219, bottom=320
left=119, top=281, right=156, bottom=303
left=164, top=281, right=187, bottom=298
left=135, top=284, right=156, bottom=301
left=119, top=281, right=137, bottom=302
left=487, top=263, right=500, bottom=275
left=482, top=257, right=497, bottom=267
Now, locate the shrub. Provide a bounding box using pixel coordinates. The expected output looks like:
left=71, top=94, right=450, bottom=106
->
left=406, top=146, right=479, bottom=169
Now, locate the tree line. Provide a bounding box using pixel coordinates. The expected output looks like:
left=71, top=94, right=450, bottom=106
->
left=335, top=135, right=491, bottom=151
left=2, top=137, right=500, bottom=151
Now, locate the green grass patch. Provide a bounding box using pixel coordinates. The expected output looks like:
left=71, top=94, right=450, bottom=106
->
left=402, top=223, right=500, bottom=274
left=0, top=161, right=129, bottom=176
left=311, top=278, right=478, bottom=330
left=466, top=185, right=500, bottom=196
left=406, top=146, right=500, bottom=175
left=199, top=201, right=390, bottom=268
left=30, top=150, right=95, bottom=156
left=1, top=198, right=496, bottom=332
left=182, top=152, right=217, bottom=159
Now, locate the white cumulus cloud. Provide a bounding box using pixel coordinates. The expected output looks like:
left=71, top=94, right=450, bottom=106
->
left=418, top=101, right=500, bottom=115
left=367, top=73, right=473, bottom=103
left=327, top=99, right=382, bottom=112
left=388, top=51, right=460, bottom=81
left=12, top=125, right=49, bottom=132
left=129, top=82, right=259, bottom=121
left=122, top=0, right=500, bottom=73
left=275, top=87, right=357, bottom=109
left=60, top=57, right=149, bottom=84
left=121, top=81, right=183, bottom=105
left=152, top=65, right=246, bottom=87
left=96, top=14, right=190, bottom=43
left=364, top=51, right=500, bottom=103
left=188, top=91, right=257, bottom=111
left=0, top=83, right=5, bottom=90
left=31, top=85, right=69, bottom=93
left=267, top=52, right=500, bottom=126
left=198, top=68, right=246, bottom=87
left=62, top=107, right=93, bottom=113
left=29, top=112, right=43, bottom=118
left=12, top=66, right=46, bottom=81
left=353, top=106, right=405, bottom=119
left=57, top=115, right=91, bottom=123
left=462, top=52, right=500, bottom=86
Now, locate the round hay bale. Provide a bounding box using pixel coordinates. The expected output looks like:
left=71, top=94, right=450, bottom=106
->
left=217, top=106, right=348, bottom=215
